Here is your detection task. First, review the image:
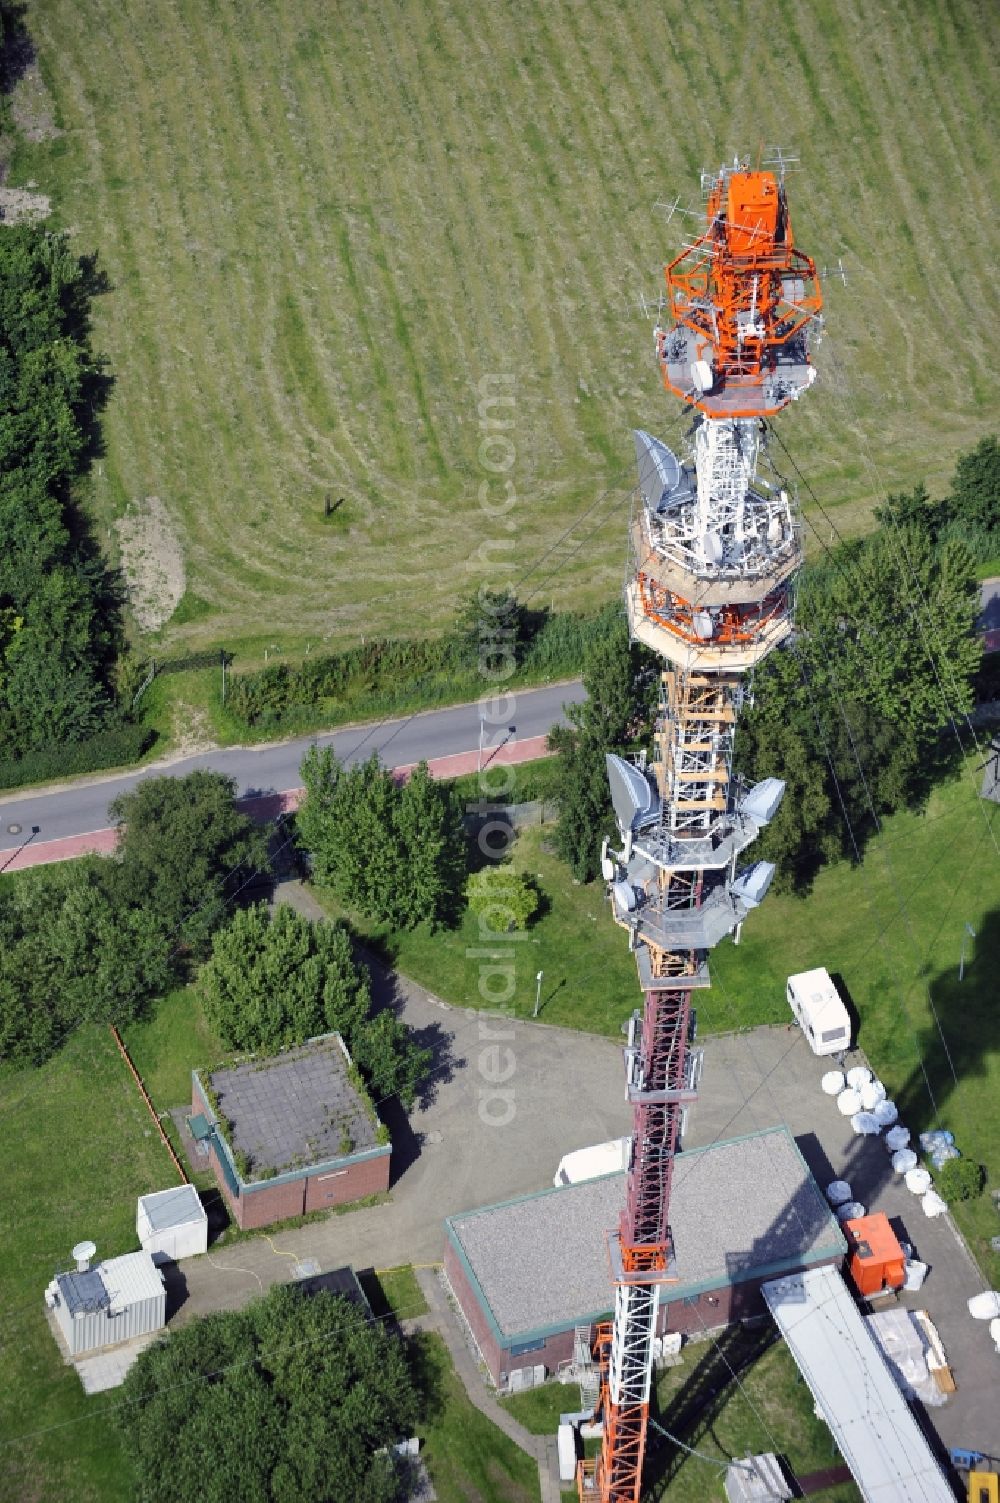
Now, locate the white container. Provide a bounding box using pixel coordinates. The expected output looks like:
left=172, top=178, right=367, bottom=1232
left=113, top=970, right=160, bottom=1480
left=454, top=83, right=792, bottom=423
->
left=885, top=1126, right=910, bottom=1152
left=826, top=1180, right=852, bottom=1206
left=905, top=1166, right=932, bottom=1195
left=557, top=1424, right=578, bottom=1483
left=903, top=1260, right=928, bottom=1291
left=837, top=1087, right=862, bottom=1116
left=851, top=1111, right=881, bottom=1136
left=968, top=1291, right=1000, bottom=1321
left=846, top=1065, right=872, bottom=1090
left=990, top=1317, right=1000, bottom=1352
left=873, top=1099, right=899, bottom=1128
left=921, top=1190, right=948, bottom=1218
left=137, top=1185, right=208, bottom=1264
left=837, top=1201, right=865, bottom=1223
left=892, top=1148, right=917, bottom=1174
left=859, top=1079, right=887, bottom=1110
left=821, top=1069, right=845, bottom=1096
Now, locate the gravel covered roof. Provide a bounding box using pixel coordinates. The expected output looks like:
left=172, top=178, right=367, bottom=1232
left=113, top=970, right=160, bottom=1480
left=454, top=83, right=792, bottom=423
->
left=446, top=1127, right=844, bottom=1340
left=208, top=1035, right=378, bottom=1175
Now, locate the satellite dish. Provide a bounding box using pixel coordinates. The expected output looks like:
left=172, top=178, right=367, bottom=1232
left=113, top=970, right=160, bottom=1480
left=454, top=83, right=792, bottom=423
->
left=691, top=360, right=714, bottom=393
left=634, top=430, right=683, bottom=512
left=702, top=531, right=723, bottom=564
left=693, top=612, right=714, bottom=640
left=613, top=882, right=638, bottom=914
left=72, top=1240, right=97, bottom=1272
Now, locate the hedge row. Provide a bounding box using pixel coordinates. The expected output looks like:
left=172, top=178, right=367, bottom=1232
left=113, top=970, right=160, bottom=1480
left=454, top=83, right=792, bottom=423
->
left=225, top=603, right=620, bottom=730
left=0, top=724, right=154, bottom=792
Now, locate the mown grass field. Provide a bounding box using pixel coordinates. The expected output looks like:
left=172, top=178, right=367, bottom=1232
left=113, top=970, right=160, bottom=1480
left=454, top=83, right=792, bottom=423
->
left=14, top=0, right=1000, bottom=658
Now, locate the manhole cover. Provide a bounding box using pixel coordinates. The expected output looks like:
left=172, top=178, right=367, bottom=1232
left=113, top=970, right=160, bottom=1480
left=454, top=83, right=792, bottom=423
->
left=425, top=1131, right=443, bottom=1145
left=7, top=823, right=21, bottom=835
left=292, top=1259, right=320, bottom=1279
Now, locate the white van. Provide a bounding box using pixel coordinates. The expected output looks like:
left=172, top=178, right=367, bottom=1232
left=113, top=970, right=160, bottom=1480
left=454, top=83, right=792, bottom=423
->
left=786, top=967, right=851, bottom=1056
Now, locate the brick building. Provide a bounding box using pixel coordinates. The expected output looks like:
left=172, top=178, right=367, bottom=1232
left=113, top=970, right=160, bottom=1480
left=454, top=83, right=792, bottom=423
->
left=190, top=1034, right=390, bottom=1231
left=444, top=1127, right=846, bottom=1389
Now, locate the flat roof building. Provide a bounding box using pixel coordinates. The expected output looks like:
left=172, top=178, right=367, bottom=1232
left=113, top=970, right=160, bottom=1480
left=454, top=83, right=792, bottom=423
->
left=444, top=1127, right=846, bottom=1388
left=191, top=1034, right=391, bottom=1231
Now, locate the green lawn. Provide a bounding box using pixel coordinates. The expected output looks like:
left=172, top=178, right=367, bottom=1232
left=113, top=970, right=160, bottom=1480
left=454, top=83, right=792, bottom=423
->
left=11, top=0, right=998, bottom=657
left=501, top=1337, right=859, bottom=1500
left=0, top=1025, right=186, bottom=1503
left=412, top=1333, right=540, bottom=1503
left=313, top=822, right=643, bottom=1037
left=649, top=1335, right=860, bottom=1502
left=357, top=1264, right=429, bottom=1323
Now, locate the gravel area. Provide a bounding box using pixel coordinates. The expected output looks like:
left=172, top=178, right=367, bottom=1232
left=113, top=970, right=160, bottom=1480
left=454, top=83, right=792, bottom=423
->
left=210, top=1036, right=377, bottom=1174
left=448, top=1127, right=843, bottom=1339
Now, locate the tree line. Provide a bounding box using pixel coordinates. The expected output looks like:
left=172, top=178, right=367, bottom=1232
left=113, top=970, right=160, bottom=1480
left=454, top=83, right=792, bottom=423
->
left=0, top=223, right=126, bottom=763
left=0, top=770, right=432, bottom=1108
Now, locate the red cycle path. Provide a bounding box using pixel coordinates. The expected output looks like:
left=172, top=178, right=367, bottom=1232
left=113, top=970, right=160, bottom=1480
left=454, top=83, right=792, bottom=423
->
left=2, top=734, right=550, bottom=873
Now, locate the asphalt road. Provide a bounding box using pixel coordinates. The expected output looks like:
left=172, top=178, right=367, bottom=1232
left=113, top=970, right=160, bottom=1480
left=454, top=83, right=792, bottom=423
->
left=0, top=679, right=584, bottom=855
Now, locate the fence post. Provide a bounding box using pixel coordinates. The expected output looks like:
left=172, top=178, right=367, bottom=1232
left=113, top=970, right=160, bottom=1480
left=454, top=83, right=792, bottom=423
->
left=221, top=649, right=227, bottom=705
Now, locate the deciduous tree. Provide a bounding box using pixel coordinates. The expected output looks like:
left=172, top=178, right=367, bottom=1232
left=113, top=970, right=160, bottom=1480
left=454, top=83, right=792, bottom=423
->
left=117, top=1284, right=417, bottom=1503
left=109, top=771, right=269, bottom=956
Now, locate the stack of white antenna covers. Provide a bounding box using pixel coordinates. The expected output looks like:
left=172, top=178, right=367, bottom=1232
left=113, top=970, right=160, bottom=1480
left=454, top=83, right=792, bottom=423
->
left=905, top=1166, right=932, bottom=1195
left=837, top=1087, right=862, bottom=1116
left=967, top=1291, right=1000, bottom=1321
left=821, top=1069, right=845, bottom=1096
left=845, top=1066, right=872, bottom=1091
left=892, top=1148, right=918, bottom=1174
left=859, top=1079, right=887, bottom=1111
left=851, top=1112, right=881, bottom=1136
left=885, top=1125, right=911, bottom=1152
left=826, top=1180, right=853, bottom=1207
left=836, top=1201, right=865, bottom=1223
left=922, top=1190, right=948, bottom=1218
left=873, top=1099, right=899, bottom=1128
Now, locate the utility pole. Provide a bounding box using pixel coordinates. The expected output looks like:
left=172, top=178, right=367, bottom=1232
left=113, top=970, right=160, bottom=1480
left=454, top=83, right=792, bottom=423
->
left=959, top=922, right=976, bottom=982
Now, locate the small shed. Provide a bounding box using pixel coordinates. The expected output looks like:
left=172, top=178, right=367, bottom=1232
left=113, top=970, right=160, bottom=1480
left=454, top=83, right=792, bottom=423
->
left=137, top=1185, right=208, bottom=1263
left=47, top=1249, right=166, bottom=1357
left=843, top=1212, right=905, bottom=1298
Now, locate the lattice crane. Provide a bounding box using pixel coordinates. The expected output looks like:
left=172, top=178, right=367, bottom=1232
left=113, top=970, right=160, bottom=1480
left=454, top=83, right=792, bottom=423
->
left=578, top=158, right=823, bottom=1503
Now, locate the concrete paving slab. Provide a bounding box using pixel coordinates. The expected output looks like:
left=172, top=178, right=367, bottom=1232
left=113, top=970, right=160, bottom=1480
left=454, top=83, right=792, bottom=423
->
left=73, top=1330, right=165, bottom=1394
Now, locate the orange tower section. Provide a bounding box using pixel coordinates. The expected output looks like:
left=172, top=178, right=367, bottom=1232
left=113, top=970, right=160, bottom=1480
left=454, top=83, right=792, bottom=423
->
left=579, top=160, right=823, bottom=1503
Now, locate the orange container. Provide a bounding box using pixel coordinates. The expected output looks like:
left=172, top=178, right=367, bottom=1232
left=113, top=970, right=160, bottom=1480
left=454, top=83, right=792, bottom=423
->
left=844, top=1212, right=906, bottom=1297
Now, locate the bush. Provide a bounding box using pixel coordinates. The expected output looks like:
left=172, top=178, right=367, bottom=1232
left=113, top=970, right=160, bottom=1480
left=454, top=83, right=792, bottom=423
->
left=0, top=723, right=154, bottom=792
left=465, top=866, right=540, bottom=931
left=937, top=1157, right=985, bottom=1203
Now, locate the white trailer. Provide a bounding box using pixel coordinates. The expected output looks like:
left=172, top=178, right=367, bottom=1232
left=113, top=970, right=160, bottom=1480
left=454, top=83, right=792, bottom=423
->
left=786, top=968, right=851, bottom=1056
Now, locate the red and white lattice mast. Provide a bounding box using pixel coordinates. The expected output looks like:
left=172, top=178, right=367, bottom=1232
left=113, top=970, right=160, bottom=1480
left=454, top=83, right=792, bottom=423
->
left=579, top=158, right=823, bottom=1502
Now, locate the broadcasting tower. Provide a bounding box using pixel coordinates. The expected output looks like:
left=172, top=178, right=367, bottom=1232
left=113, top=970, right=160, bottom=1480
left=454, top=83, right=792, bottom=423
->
left=579, top=159, right=823, bottom=1501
